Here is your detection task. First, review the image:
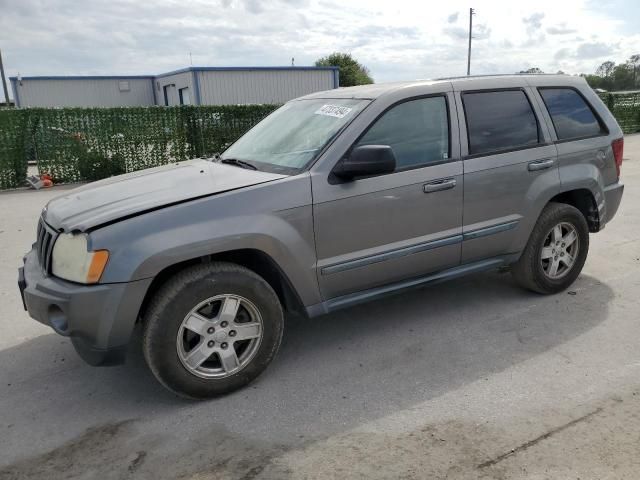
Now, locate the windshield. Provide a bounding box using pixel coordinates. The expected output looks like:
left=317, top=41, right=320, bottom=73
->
left=221, top=98, right=370, bottom=173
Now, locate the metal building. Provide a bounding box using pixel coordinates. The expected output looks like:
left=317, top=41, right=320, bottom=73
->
left=10, top=66, right=339, bottom=108
left=9, top=76, right=155, bottom=108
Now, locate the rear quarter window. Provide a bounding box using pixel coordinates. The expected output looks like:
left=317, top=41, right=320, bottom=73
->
left=538, top=88, right=606, bottom=140
left=462, top=90, right=540, bottom=156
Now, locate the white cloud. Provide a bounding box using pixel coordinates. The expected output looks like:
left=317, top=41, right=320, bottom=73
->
left=547, top=23, right=578, bottom=35
left=522, top=12, right=545, bottom=35
left=0, top=0, right=639, bottom=89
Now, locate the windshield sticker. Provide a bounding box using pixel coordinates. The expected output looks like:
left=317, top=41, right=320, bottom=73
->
left=314, top=104, right=353, bottom=119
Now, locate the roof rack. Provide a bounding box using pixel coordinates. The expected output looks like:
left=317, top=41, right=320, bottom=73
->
left=433, top=73, right=567, bottom=81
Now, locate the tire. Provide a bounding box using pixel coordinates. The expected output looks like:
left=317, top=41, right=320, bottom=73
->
left=142, top=262, right=284, bottom=399
left=511, top=202, right=589, bottom=294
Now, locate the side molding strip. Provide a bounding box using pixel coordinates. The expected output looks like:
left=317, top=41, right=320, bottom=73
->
left=307, top=257, right=507, bottom=317
left=463, top=220, right=519, bottom=241
left=321, top=234, right=463, bottom=275
left=320, top=220, right=519, bottom=277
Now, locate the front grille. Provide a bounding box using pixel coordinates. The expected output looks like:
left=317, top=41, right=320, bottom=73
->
left=36, top=217, right=57, bottom=274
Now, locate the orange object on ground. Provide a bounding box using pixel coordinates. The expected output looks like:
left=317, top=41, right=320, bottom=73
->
left=40, top=173, right=53, bottom=187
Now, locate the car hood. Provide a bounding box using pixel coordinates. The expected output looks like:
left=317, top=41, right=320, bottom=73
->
left=44, top=159, right=287, bottom=232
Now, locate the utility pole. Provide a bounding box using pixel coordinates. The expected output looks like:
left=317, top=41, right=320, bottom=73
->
left=467, top=8, right=475, bottom=76
left=0, top=48, right=10, bottom=106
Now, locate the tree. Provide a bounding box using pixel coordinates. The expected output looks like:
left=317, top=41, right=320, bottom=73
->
left=582, top=56, right=639, bottom=91
left=612, top=63, right=634, bottom=91
left=596, top=61, right=615, bottom=79
left=518, top=67, right=544, bottom=74
left=582, top=74, right=605, bottom=90
left=629, top=54, right=640, bottom=88
left=315, top=53, right=373, bottom=87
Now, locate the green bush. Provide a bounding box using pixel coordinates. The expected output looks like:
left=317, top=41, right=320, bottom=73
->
left=598, top=92, right=640, bottom=134
left=0, top=105, right=278, bottom=189
left=0, top=109, right=28, bottom=190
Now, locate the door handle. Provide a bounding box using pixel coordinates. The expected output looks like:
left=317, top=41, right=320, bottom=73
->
left=528, top=159, right=555, bottom=171
left=423, top=178, right=456, bottom=193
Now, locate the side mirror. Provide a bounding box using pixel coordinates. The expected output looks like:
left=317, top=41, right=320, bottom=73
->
left=333, top=145, right=396, bottom=180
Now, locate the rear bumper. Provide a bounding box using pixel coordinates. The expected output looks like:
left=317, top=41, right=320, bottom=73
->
left=603, top=181, right=624, bottom=225
left=19, top=249, right=152, bottom=366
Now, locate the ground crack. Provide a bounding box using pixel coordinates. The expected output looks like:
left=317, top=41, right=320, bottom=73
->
left=476, top=407, right=603, bottom=469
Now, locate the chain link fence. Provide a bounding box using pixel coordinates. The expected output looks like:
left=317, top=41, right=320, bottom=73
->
left=0, top=105, right=278, bottom=190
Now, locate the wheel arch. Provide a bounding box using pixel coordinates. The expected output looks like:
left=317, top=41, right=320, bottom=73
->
left=137, top=249, right=307, bottom=323
left=548, top=188, right=600, bottom=232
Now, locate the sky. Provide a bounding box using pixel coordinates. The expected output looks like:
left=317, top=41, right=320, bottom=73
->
left=1, top=0, right=639, bottom=97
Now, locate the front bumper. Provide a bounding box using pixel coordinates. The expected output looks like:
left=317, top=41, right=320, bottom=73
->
left=19, top=248, right=152, bottom=366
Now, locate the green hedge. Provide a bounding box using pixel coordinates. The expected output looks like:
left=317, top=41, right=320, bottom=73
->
left=0, top=105, right=278, bottom=189
left=0, top=109, right=28, bottom=190
left=1, top=95, right=639, bottom=191
left=599, top=92, right=640, bottom=134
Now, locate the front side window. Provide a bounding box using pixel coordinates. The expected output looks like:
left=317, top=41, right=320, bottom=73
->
left=463, top=90, right=540, bottom=156
left=355, top=96, right=449, bottom=171
left=539, top=88, right=605, bottom=140
left=222, top=99, right=369, bottom=173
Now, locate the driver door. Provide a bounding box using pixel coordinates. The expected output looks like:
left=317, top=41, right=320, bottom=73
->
left=312, top=94, right=463, bottom=300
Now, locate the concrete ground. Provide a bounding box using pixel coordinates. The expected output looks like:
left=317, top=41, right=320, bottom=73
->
left=1, top=136, right=639, bottom=480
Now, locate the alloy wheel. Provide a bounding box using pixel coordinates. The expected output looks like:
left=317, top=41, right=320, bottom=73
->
left=176, top=294, right=263, bottom=379
left=540, top=221, right=580, bottom=279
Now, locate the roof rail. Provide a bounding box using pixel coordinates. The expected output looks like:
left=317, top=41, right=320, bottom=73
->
left=433, top=73, right=567, bottom=81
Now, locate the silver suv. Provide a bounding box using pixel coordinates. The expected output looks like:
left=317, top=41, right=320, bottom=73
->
left=19, top=75, right=624, bottom=398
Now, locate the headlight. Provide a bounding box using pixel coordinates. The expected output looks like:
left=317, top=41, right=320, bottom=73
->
left=51, top=233, right=109, bottom=284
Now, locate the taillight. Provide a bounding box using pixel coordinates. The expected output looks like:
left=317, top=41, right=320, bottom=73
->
left=612, top=137, right=624, bottom=178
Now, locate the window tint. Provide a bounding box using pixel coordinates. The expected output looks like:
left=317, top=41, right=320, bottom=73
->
left=356, top=96, right=449, bottom=170
left=463, top=90, right=539, bottom=156
left=539, top=88, right=605, bottom=140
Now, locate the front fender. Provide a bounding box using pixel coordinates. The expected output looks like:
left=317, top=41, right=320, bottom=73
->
left=90, top=174, right=321, bottom=306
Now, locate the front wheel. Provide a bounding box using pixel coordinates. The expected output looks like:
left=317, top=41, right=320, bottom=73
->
left=511, top=202, right=589, bottom=294
left=143, top=262, right=284, bottom=399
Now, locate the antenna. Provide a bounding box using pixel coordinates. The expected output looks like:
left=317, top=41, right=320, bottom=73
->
left=189, top=52, right=193, bottom=66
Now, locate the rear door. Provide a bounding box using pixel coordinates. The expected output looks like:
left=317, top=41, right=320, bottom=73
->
left=456, top=86, right=560, bottom=263
left=312, top=93, right=463, bottom=300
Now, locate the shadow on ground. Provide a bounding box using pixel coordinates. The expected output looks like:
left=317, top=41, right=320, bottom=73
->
left=0, top=271, right=614, bottom=479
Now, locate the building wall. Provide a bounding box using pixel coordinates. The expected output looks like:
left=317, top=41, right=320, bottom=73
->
left=154, top=71, right=194, bottom=106
left=12, top=77, right=155, bottom=108
left=196, top=69, right=336, bottom=105
left=10, top=68, right=338, bottom=108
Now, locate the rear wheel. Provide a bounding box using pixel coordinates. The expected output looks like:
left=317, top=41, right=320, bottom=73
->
left=511, top=202, right=589, bottom=294
left=143, top=262, right=284, bottom=399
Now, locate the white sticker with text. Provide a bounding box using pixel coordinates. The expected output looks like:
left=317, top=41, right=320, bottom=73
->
left=314, top=104, right=353, bottom=118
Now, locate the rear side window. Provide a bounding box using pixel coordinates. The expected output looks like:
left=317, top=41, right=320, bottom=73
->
left=539, top=88, right=605, bottom=140
left=356, top=96, right=449, bottom=170
left=462, top=90, right=540, bottom=156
